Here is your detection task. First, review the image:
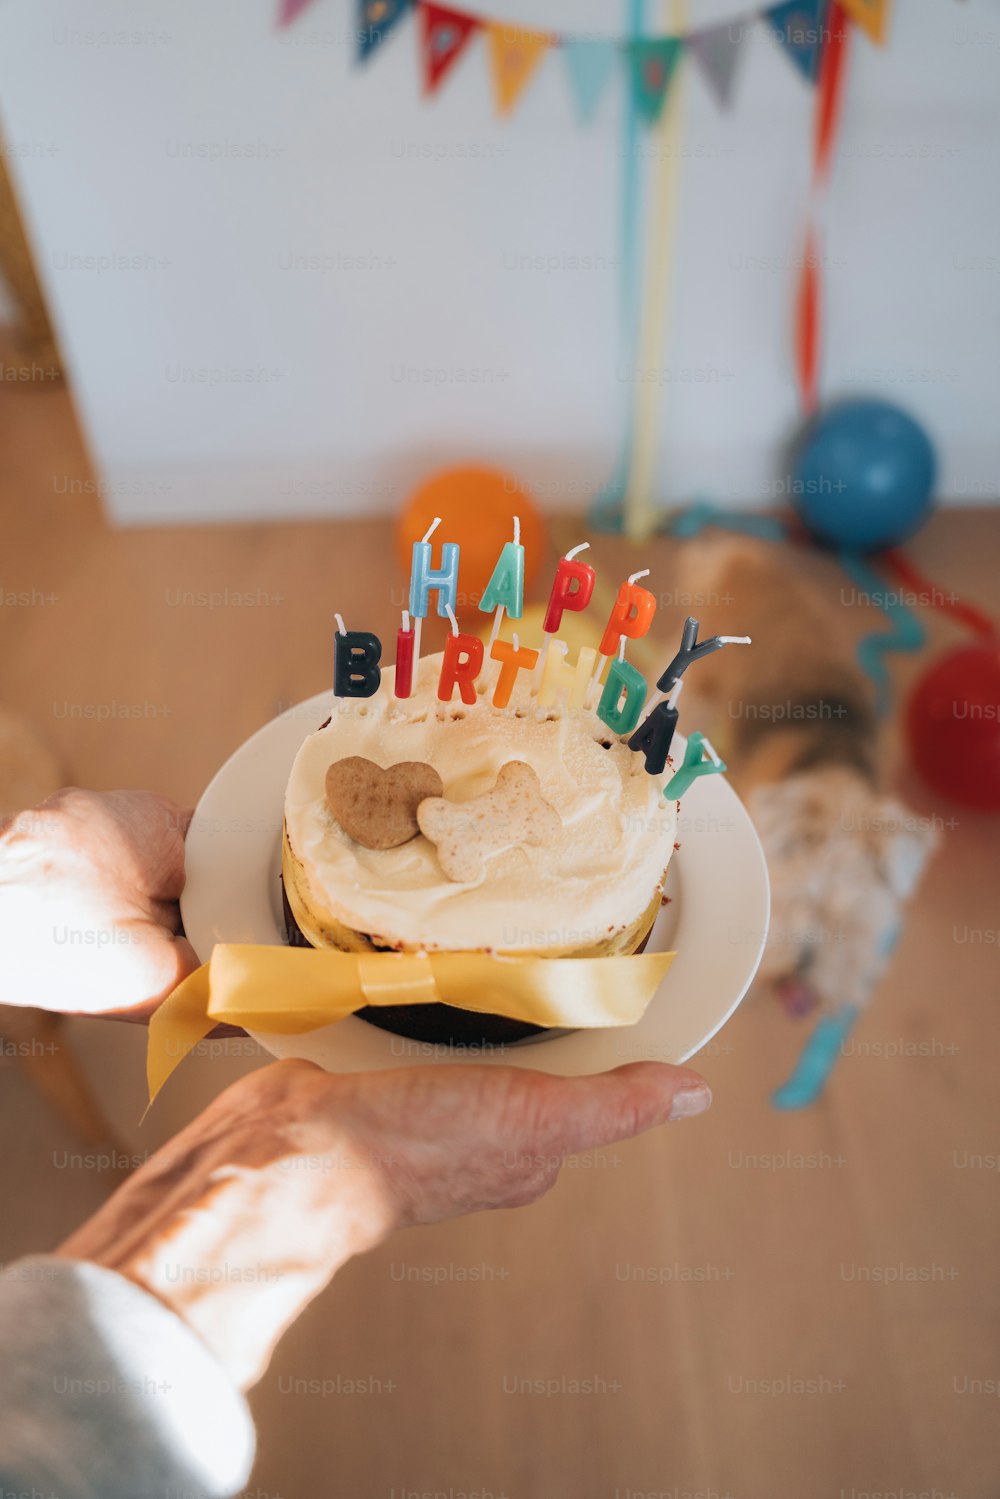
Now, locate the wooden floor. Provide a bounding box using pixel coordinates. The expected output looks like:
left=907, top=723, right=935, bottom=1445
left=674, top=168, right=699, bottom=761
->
left=1, top=363, right=998, bottom=1499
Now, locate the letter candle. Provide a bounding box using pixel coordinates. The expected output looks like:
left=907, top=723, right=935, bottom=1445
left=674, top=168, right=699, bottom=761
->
left=438, top=604, right=484, bottom=706
left=597, top=637, right=649, bottom=736
left=590, top=569, right=657, bottom=695
left=408, top=516, right=461, bottom=690
left=656, top=615, right=751, bottom=694
left=663, top=731, right=727, bottom=800
left=480, top=515, right=525, bottom=651
left=628, top=678, right=683, bottom=776
left=394, top=609, right=415, bottom=699
left=537, top=640, right=598, bottom=710
left=537, top=541, right=595, bottom=682
left=333, top=612, right=382, bottom=699
left=489, top=631, right=538, bottom=709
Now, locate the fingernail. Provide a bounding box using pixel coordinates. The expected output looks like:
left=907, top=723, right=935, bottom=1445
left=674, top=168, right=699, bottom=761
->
left=669, top=1084, right=712, bottom=1120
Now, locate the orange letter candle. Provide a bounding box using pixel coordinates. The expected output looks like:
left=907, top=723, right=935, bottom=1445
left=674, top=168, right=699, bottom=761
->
left=598, top=570, right=657, bottom=657
left=489, top=634, right=539, bottom=709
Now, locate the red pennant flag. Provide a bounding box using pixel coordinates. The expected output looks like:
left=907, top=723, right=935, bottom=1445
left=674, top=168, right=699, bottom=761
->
left=419, top=2, right=479, bottom=94
left=277, top=0, right=319, bottom=25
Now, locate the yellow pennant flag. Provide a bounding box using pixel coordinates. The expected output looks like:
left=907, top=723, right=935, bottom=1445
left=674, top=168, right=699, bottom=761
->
left=839, top=0, right=892, bottom=45
left=486, top=22, right=551, bottom=116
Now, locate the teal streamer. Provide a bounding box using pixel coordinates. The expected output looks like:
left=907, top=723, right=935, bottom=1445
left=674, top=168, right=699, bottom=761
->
left=837, top=550, right=926, bottom=718
left=663, top=496, right=789, bottom=542
left=589, top=0, right=645, bottom=533
left=771, top=1005, right=861, bottom=1109
left=638, top=500, right=927, bottom=715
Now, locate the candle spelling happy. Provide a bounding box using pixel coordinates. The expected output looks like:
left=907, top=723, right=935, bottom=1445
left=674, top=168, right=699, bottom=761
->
left=408, top=516, right=460, bottom=691
left=479, top=515, right=525, bottom=650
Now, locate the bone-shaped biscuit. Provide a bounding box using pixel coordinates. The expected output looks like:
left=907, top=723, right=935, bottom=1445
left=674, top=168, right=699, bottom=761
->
left=416, top=760, right=562, bottom=883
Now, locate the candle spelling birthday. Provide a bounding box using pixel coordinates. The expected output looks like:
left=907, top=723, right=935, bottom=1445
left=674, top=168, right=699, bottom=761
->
left=333, top=612, right=382, bottom=699
left=344, top=520, right=752, bottom=801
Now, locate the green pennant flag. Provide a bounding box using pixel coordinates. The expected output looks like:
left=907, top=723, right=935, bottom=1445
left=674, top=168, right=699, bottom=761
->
left=627, top=38, right=683, bottom=125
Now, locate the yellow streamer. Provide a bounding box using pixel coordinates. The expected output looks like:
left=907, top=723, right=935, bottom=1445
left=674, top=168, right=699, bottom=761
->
left=624, top=0, right=689, bottom=542
left=147, top=945, right=676, bottom=1104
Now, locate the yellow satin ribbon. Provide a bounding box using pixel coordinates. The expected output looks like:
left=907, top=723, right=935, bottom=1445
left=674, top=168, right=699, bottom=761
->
left=147, top=945, right=676, bottom=1103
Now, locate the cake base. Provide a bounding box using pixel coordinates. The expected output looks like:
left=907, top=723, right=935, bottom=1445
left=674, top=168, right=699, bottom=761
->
left=280, top=882, right=546, bottom=1048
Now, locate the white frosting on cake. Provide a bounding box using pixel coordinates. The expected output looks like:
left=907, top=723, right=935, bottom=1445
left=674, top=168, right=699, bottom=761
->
left=283, top=652, right=677, bottom=952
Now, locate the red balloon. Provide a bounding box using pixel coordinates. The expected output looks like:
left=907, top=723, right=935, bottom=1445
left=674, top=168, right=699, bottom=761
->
left=906, top=643, right=1000, bottom=811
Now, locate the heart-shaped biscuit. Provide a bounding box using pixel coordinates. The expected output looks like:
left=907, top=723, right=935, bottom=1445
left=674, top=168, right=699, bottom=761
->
left=325, top=757, right=443, bottom=851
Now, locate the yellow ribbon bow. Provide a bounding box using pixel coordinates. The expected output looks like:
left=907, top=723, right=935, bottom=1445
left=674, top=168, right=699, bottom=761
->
left=146, top=946, right=676, bottom=1104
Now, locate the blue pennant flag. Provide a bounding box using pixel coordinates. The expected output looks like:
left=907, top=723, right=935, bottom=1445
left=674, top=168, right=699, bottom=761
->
left=562, top=37, right=617, bottom=125
left=763, top=0, right=829, bottom=82
left=357, top=0, right=412, bottom=64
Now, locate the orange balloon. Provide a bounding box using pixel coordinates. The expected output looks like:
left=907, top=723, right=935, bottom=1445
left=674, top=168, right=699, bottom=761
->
left=396, top=467, right=546, bottom=625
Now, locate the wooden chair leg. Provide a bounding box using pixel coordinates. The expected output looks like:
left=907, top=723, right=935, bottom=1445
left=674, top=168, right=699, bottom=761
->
left=0, top=1007, right=125, bottom=1156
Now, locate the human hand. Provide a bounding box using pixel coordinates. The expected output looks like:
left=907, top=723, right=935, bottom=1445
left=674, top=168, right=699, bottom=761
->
left=0, top=787, right=200, bottom=1018
left=59, top=1056, right=711, bottom=1388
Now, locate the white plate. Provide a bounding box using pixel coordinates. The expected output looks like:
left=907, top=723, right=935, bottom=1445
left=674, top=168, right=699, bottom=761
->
left=181, top=692, right=770, bottom=1076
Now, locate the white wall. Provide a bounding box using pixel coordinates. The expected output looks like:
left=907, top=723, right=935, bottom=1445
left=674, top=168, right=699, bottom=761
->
left=0, top=0, right=996, bottom=523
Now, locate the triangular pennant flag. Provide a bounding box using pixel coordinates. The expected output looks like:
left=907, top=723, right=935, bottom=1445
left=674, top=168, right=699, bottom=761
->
left=764, top=0, right=829, bottom=82
left=419, top=3, right=480, bottom=94
left=562, top=37, right=617, bottom=124
left=278, top=0, right=319, bottom=24
left=838, top=0, right=890, bottom=44
left=486, top=23, right=551, bottom=116
left=688, top=19, right=746, bottom=108
left=627, top=38, right=683, bottom=125
left=357, top=0, right=412, bottom=63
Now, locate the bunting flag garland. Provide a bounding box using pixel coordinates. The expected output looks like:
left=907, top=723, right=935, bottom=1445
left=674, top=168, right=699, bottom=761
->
left=275, top=0, right=886, bottom=534
left=627, top=38, right=683, bottom=125
left=486, top=23, right=551, bottom=115
left=562, top=37, right=617, bottom=125
left=839, top=0, right=891, bottom=45
left=687, top=19, right=747, bottom=109
left=357, top=0, right=413, bottom=63
left=279, top=0, right=888, bottom=117
left=763, top=0, right=830, bottom=82
left=419, top=2, right=480, bottom=94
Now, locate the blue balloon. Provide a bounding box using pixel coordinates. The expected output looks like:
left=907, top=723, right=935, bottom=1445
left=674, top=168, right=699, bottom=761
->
left=791, top=399, right=936, bottom=552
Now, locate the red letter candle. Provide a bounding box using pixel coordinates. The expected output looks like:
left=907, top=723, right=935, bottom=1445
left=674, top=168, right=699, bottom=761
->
left=438, top=606, right=484, bottom=705
left=394, top=609, right=415, bottom=699
left=489, top=633, right=539, bottom=709
left=542, top=542, right=596, bottom=634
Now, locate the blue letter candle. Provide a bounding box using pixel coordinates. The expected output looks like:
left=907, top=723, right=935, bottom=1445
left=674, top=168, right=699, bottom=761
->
left=409, top=539, right=461, bottom=619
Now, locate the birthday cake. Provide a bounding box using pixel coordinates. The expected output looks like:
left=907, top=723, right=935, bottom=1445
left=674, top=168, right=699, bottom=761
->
left=282, top=651, right=678, bottom=1045
left=281, top=523, right=745, bottom=1047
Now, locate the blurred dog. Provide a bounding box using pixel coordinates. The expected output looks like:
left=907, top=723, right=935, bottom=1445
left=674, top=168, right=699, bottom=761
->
left=675, top=537, right=937, bottom=1016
